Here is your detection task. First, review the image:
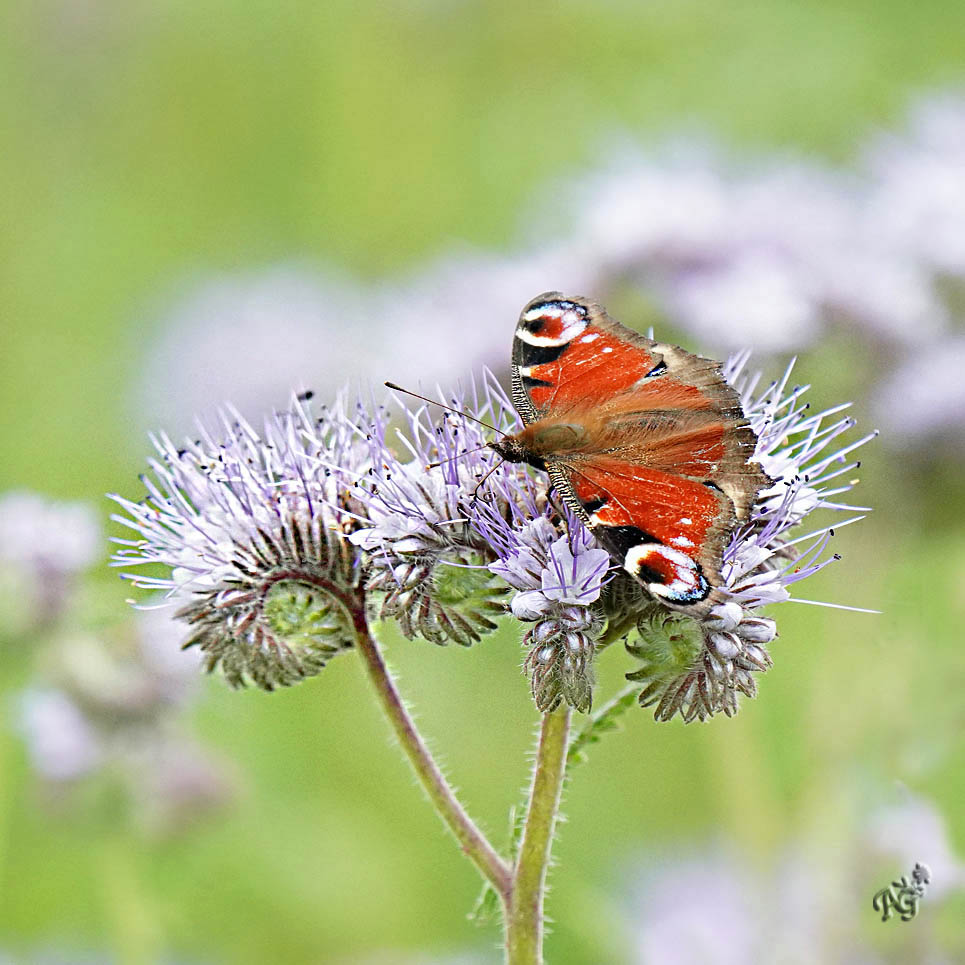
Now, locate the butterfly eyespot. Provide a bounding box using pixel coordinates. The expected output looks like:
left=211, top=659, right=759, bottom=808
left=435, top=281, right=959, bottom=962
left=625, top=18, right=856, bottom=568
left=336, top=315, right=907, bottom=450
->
left=625, top=544, right=709, bottom=604
left=516, top=298, right=590, bottom=347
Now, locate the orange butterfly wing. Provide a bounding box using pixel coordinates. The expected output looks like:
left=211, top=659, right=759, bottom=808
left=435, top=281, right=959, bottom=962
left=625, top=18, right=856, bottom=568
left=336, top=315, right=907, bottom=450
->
left=510, top=292, right=769, bottom=610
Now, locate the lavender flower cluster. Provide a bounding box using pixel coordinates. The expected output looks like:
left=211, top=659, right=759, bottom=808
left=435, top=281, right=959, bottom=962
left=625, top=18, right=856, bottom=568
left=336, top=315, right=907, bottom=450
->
left=112, top=358, right=872, bottom=720
left=111, top=395, right=369, bottom=689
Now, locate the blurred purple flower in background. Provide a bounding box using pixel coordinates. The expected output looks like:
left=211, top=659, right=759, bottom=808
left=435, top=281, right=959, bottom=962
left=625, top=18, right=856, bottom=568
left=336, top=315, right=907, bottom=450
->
left=134, top=92, right=965, bottom=448
left=136, top=267, right=365, bottom=431
left=137, top=251, right=589, bottom=435
left=866, top=791, right=965, bottom=900
left=558, top=140, right=944, bottom=353
left=0, top=491, right=101, bottom=633
left=864, top=95, right=965, bottom=278
left=1, top=487, right=233, bottom=833
left=13, top=602, right=232, bottom=833
left=873, top=336, right=965, bottom=442
left=626, top=791, right=965, bottom=964
left=17, top=688, right=102, bottom=782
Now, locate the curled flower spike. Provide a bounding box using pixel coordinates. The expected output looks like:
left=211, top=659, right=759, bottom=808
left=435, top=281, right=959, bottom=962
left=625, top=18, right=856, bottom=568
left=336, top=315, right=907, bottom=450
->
left=110, top=394, right=367, bottom=690
left=488, top=517, right=610, bottom=712
left=347, top=376, right=523, bottom=648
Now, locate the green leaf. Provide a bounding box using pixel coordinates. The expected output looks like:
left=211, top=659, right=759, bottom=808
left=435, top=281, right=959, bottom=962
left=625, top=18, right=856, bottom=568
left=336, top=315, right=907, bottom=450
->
left=566, top=685, right=638, bottom=771
left=468, top=881, right=501, bottom=927
left=469, top=803, right=524, bottom=927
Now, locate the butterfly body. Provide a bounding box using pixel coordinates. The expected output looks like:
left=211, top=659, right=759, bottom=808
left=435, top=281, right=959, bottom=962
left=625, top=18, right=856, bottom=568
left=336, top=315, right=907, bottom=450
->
left=493, top=293, right=770, bottom=614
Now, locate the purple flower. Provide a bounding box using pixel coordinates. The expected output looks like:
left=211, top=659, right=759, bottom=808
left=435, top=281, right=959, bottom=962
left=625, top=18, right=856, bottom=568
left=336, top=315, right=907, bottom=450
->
left=110, top=393, right=367, bottom=689
left=491, top=522, right=610, bottom=620
left=488, top=516, right=610, bottom=712
left=627, top=354, right=876, bottom=722
left=344, top=374, right=521, bottom=647
left=116, top=353, right=873, bottom=716
left=0, top=491, right=102, bottom=631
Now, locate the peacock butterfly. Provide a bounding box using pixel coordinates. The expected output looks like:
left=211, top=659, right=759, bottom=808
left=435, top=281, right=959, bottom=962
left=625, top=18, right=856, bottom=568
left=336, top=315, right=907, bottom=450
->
left=489, top=292, right=771, bottom=615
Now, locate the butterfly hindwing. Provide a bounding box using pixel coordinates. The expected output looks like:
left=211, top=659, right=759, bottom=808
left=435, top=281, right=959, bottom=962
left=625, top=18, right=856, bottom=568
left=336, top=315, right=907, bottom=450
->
left=547, top=457, right=732, bottom=606
left=509, top=292, right=769, bottom=612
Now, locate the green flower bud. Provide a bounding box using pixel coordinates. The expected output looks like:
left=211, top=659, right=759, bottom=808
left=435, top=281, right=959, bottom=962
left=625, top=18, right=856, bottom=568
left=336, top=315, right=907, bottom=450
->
left=368, top=554, right=507, bottom=647
left=178, top=518, right=358, bottom=690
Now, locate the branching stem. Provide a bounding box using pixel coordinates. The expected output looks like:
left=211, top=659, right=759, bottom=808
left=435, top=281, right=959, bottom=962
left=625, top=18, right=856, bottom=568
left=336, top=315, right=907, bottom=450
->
left=320, top=575, right=571, bottom=961
left=344, top=585, right=512, bottom=897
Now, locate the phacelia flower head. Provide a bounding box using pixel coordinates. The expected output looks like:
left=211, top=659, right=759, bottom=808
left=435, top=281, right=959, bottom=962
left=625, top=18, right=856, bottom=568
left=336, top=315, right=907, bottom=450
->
left=115, top=354, right=873, bottom=718
left=344, top=372, right=615, bottom=711
left=486, top=515, right=609, bottom=713
left=342, top=359, right=873, bottom=718
left=345, top=378, right=519, bottom=647
left=623, top=353, right=877, bottom=720
left=110, top=394, right=368, bottom=690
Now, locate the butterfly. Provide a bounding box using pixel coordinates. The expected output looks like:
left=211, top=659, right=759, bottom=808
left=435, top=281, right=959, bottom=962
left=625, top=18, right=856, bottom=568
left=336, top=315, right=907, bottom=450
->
left=489, top=292, right=771, bottom=615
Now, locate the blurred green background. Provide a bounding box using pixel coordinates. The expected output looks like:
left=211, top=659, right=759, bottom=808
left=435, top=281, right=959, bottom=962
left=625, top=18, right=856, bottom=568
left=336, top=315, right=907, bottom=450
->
left=2, top=1, right=964, bottom=962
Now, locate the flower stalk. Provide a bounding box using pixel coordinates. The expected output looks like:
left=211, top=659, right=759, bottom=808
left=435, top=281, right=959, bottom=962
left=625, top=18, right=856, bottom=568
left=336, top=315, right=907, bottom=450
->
left=505, top=708, right=572, bottom=964
left=348, top=587, right=512, bottom=896
left=351, top=579, right=574, bottom=960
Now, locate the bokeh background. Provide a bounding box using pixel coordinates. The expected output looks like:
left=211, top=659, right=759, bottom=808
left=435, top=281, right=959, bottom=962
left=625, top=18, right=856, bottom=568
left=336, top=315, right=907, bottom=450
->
left=2, top=1, right=964, bottom=962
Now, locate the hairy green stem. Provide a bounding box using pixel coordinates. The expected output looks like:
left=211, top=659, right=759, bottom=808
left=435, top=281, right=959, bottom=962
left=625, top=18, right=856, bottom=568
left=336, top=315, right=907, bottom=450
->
left=311, top=574, right=573, bottom=957
left=505, top=708, right=572, bottom=964
left=347, top=589, right=512, bottom=897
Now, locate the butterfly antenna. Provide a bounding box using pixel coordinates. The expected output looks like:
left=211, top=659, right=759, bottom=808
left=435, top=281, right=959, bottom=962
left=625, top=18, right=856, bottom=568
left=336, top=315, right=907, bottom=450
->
left=384, top=381, right=505, bottom=436
left=426, top=442, right=493, bottom=469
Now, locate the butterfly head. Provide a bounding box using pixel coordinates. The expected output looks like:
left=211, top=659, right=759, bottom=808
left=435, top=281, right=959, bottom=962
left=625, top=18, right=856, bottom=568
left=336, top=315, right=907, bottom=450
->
left=489, top=422, right=589, bottom=472
left=488, top=433, right=541, bottom=468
